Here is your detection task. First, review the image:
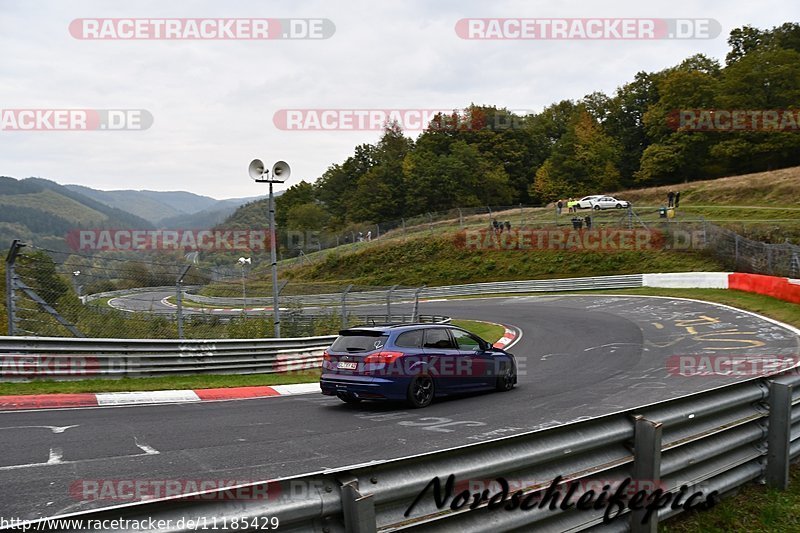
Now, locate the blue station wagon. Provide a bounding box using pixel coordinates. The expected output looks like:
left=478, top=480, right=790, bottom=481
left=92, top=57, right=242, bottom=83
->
left=320, top=324, right=517, bottom=408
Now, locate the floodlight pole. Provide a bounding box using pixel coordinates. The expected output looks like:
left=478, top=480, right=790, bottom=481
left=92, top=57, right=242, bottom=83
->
left=268, top=180, right=281, bottom=338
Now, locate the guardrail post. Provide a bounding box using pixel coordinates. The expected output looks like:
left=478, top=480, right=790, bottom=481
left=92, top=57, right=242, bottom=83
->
left=766, top=381, right=792, bottom=489
left=631, top=416, right=663, bottom=533
left=342, top=284, right=353, bottom=330
left=338, top=475, right=377, bottom=533
left=386, top=285, right=399, bottom=322
left=412, top=285, right=426, bottom=322
left=5, top=240, right=22, bottom=336
left=176, top=264, right=192, bottom=340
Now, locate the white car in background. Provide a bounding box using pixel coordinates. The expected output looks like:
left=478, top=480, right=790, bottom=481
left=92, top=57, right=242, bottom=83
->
left=590, top=196, right=631, bottom=210
left=576, top=195, right=603, bottom=209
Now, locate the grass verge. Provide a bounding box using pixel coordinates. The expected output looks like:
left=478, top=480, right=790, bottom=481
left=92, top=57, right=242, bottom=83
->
left=663, top=467, right=800, bottom=532
left=451, top=319, right=506, bottom=343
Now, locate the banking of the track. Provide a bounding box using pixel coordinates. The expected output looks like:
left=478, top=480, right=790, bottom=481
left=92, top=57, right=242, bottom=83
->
left=1, top=294, right=798, bottom=521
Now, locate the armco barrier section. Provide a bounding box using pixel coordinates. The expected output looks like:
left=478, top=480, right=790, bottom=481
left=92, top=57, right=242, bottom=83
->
left=0, top=315, right=450, bottom=381
left=0, top=336, right=335, bottom=381
left=729, top=273, right=800, bottom=305
left=26, top=370, right=800, bottom=532
left=183, top=274, right=646, bottom=308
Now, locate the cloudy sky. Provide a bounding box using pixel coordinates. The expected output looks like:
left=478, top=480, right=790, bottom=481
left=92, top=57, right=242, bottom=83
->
left=0, top=0, right=797, bottom=199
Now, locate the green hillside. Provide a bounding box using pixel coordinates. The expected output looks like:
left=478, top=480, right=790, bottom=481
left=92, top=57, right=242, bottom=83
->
left=280, top=232, right=724, bottom=287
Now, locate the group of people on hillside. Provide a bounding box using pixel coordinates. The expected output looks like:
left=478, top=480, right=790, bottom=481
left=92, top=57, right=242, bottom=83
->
left=556, top=198, right=579, bottom=215
left=667, top=191, right=681, bottom=208
left=491, top=219, right=512, bottom=234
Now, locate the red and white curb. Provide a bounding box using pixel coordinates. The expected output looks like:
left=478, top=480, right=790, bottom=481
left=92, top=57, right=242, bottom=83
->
left=492, top=325, right=519, bottom=349
left=0, top=383, right=320, bottom=411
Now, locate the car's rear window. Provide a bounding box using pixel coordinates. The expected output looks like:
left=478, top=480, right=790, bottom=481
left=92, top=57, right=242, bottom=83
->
left=395, top=329, right=424, bottom=348
left=330, top=331, right=389, bottom=353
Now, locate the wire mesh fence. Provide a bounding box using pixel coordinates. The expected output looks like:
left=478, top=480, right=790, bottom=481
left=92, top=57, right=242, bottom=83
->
left=3, top=241, right=430, bottom=339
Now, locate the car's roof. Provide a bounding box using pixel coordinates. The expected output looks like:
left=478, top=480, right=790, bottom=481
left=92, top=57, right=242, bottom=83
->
left=340, top=323, right=457, bottom=334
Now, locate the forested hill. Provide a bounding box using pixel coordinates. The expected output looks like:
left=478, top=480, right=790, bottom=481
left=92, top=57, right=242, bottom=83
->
left=0, top=177, right=154, bottom=250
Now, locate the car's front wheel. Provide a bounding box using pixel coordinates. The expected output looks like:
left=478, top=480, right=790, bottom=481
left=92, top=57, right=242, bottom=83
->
left=615, top=203, right=623, bottom=209
left=496, top=367, right=516, bottom=392
left=407, top=375, right=435, bottom=408
left=593, top=205, right=601, bottom=211
left=337, top=392, right=362, bottom=404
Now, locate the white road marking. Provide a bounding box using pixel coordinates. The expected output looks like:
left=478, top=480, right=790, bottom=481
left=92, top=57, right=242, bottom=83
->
left=47, top=447, right=63, bottom=465
left=0, top=425, right=78, bottom=433
left=134, top=437, right=160, bottom=455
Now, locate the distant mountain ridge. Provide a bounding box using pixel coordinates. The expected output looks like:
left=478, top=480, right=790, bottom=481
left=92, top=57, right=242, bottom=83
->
left=65, top=184, right=260, bottom=225
left=0, top=176, right=263, bottom=251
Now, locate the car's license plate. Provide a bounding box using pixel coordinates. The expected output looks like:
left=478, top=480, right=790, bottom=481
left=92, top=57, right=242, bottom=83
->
left=338, top=362, right=358, bottom=370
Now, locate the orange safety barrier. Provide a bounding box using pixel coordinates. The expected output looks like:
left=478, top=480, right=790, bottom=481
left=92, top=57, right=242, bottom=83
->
left=728, top=273, right=800, bottom=305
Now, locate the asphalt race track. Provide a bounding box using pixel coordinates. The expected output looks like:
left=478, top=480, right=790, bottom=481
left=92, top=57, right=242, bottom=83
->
left=2, top=295, right=798, bottom=520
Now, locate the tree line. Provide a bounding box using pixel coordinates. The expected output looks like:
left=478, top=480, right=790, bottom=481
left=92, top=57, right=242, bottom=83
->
left=255, top=23, right=800, bottom=231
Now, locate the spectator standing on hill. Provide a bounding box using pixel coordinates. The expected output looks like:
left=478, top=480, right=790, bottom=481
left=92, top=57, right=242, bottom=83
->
left=505, top=221, right=511, bottom=232
left=366, top=230, right=372, bottom=242
left=491, top=218, right=499, bottom=234
left=667, top=191, right=675, bottom=207
left=675, top=191, right=681, bottom=208
left=557, top=200, right=563, bottom=216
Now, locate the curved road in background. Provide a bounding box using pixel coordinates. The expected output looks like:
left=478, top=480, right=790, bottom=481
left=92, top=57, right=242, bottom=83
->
left=1, top=295, right=798, bottom=520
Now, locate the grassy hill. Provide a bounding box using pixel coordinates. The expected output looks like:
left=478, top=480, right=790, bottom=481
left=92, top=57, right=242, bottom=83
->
left=278, top=232, right=724, bottom=288
left=261, top=166, right=798, bottom=288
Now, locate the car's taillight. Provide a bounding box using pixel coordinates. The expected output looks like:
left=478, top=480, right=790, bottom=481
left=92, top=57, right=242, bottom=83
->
left=364, top=351, right=404, bottom=364
left=322, top=351, right=331, bottom=361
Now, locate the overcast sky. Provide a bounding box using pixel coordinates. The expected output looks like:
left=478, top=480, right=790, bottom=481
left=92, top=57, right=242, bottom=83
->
left=0, top=0, right=797, bottom=199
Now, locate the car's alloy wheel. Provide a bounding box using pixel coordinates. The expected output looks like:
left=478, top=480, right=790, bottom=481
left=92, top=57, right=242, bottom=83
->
left=496, top=368, right=516, bottom=392
left=593, top=205, right=601, bottom=210
left=615, top=203, right=623, bottom=209
left=407, top=375, right=434, bottom=408
left=337, top=392, right=362, bottom=404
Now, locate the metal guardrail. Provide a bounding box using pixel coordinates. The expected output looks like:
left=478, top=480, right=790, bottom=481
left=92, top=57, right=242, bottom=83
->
left=0, top=315, right=450, bottom=381
left=83, top=285, right=197, bottom=303
left=183, top=275, right=645, bottom=308
left=0, top=335, right=335, bottom=380
left=25, top=369, right=800, bottom=532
